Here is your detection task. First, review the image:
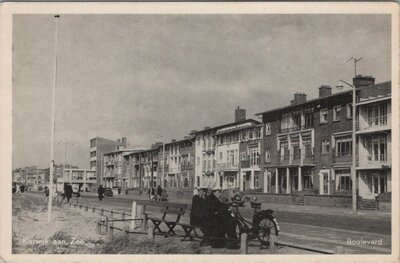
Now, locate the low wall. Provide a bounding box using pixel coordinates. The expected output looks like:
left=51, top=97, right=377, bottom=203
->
left=250, top=193, right=296, bottom=205
left=304, top=195, right=352, bottom=208
left=378, top=202, right=391, bottom=212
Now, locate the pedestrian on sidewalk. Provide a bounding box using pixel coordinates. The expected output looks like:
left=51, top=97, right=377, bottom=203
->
left=97, top=185, right=105, bottom=201
left=45, top=186, right=49, bottom=198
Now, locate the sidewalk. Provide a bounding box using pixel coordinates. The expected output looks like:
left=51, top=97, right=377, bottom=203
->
left=80, top=191, right=391, bottom=220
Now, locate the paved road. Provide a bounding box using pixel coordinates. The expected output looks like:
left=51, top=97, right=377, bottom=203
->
left=29, top=192, right=392, bottom=254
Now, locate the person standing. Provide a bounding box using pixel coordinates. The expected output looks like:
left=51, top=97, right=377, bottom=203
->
left=156, top=185, right=163, bottom=201
left=207, top=186, right=238, bottom=249
left=65, top=183, right=73, bottom=203
left=97, top=185, right=105, bottom=201
left=190, top=188, right=209, bottom=240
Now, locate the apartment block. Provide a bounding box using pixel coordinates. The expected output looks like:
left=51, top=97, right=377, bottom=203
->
left=90, top=136, right=127, bottom=186
left=256, top=75, right=391, bottom=202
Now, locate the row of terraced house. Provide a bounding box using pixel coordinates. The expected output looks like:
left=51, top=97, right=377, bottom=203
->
left=89, top=75, right=391, bottom=203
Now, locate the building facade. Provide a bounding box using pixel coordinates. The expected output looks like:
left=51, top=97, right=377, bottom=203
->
left=354, top=77, right=392, bottom=199
left=257, top=75, right=391, bottom=200
left=90, top=137, right=127, bottom=186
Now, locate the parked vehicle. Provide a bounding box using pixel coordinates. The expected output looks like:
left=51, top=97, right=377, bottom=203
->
left=104, top=188, right=113, bottom=197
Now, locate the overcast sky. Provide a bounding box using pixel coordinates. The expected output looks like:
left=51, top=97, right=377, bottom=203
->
left=12, top=14, right=391, bottom=169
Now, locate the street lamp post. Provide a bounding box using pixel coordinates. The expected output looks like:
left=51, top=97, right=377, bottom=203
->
left=338, top=79, right=357, bottom=214
left=47, top=14, right=59, bottom=223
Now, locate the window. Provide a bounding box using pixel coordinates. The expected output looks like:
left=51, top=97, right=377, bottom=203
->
left=233, top=133, right=239, bottom=143
left=291, top=139, right=301, bottom=160
left=336, top=169, right=351, bottom=191
left=248, top=130, right=253, bottom=140
left=303, top=137, right=312, bottom=158
left=333, top=106, right=341, bottom=121
left=265, top=150, right=271, bottom=163
left=241, top=152, right=247, bottom=161
left=219, top=136, right=224, bottom=144
left=241, top=131, right=247, bottom=141
left=219, top=152, right=223, bottom=161
left=365, top=135, right=387, bottom=162
left=321, top=139, right=330, bottom=155
left=249, top=148, right=260, bottom=166
left=265, top=123, right=271, bottom=136
left=320, top=109, right=328, bottom=124
left=280, top=140, right=289, bottom=161
left=346, top=103, right=353, bottom=119
left=254, top=173, right=260, bottom=188
left=293, top=113, right=301, bottom=130
left=304, top=112, right=314, bottom=129
left=197, top=157, right=200, bottom=165
left=336, top=136, right=352, bottom=157
left=255, top=129, right=261, bottom=139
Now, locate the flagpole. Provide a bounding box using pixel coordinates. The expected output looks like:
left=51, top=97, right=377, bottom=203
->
left=47, top=15, right=59, bottom=223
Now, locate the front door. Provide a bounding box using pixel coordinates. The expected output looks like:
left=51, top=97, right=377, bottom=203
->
left=319, top=170, right=330, bottom=195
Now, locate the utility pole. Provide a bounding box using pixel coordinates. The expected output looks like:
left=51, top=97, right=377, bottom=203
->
left=338, top=78, right=358, bottom=214
left=47, top=14, right=59, bottom=223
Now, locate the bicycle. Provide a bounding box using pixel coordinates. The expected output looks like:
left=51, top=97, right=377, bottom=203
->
left=229, top=194, right=280, bottom=249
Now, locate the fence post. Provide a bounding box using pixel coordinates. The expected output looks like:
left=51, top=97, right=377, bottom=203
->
left=131, top=201, right=137, bottom=230
left=101, top=208, right=104, bottom=216
left=142, top=214, right=148, bottom=231
left=121, top=211, right=125, bottom=220
left=107, top=221, right=114, bottom=241
left=104, top=216, right=109, bottom=235
left=334, top=246, right=345, bottom=254
left=124, top=224, right=130, bottom=237
left=240, top=233, right=248, bottom=254
left=96, top=220, right=101, bottom=234
left=148, top=226, right=154, bottom=239
left=110, top=209, right=114, bottom=219
left=269, top=235, right=279, bottom=254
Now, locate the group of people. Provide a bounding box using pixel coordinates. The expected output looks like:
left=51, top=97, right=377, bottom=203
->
left=148, top=185, right=168, bottom=201
left=190, top=186, right=238, bottom=249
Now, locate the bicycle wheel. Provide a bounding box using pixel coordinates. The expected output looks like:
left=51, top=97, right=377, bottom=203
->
left=255, top=215, right=278, bottom=248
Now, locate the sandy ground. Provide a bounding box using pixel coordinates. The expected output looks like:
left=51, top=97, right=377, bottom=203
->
left=12, top=194, right=106, bottom=254
left=12, top=194, right=303, bottom=254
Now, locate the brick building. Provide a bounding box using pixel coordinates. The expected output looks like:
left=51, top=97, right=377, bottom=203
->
left=256, top=75, right=391, bottom=202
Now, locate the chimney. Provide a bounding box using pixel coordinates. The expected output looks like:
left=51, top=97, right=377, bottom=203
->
left=171, top=139, right=176, bottom=142
left=235, top=106, right=246, bottom=122
left=203, top=126, right=211, bottom=130
left=319, top=85, right=332, bottom=98
left=290, top=92, right=307, bottom=105
left=353, top=75, right=375, bottom=89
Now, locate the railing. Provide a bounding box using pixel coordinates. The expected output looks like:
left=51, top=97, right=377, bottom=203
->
left=217, top=163, right=239, bottom=171
left=333, top=153, right=352, bottom=163
left=279, top=124, right=314, bottom=134
left=356, top=114, right=391, bottom=131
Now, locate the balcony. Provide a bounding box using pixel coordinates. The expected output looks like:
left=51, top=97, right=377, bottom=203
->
left=332, top=153, right=352, bottom=164
left=278, top=150, right=290, bottom=165
left=279, top=124, right=314, bottom=134
left=356, top=114, right=391, bottom=133
left=357, top=154, right=391, bottom=169
left=217, top=163, right=239, bottom=171
left=181, top=163, right=194, bottom=171
left=104, top=172, right=115, bottom=178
